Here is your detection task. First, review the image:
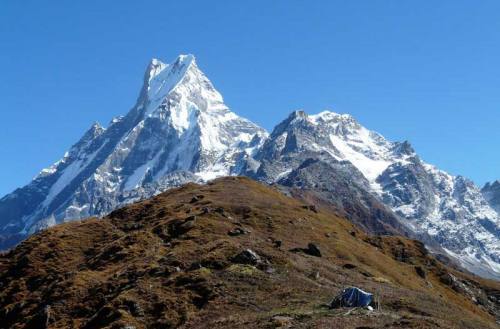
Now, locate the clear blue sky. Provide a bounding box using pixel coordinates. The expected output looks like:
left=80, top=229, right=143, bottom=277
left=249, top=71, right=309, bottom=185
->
left=1, top=1, right=499, bottom=197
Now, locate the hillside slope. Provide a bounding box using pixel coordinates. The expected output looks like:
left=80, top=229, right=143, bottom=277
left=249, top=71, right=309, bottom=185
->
left=0, top=177, right=498, bottom=328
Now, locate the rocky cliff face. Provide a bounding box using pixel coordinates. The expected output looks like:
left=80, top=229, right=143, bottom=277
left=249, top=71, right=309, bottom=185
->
left=483, top=181, right=500, bottom=214
left=0, top=55, right=499, bottom=279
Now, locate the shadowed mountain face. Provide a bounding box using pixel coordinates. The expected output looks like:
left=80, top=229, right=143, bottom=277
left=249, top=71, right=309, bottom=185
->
left=483, top=181, right=500, bottom=214
left=277, top=158, right=406, bottom=235
left=0, top=177, right=498, bottom=329
left=0, top=55, right=499, bottom=279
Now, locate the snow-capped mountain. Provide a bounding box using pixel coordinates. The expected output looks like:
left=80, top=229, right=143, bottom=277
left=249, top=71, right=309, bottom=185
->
left=245, top=111, right=415, bottom=237
left=248, top=110, right=500, bottom=279
left=0, top=55, right=498, bottom=279
left=482, top=181, right=500, bottom=214
left=0, top=54, right=266, bottom=247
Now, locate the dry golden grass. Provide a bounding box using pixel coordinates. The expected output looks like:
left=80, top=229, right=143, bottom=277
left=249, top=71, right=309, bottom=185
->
left=0, top=177, right=498, bottom=328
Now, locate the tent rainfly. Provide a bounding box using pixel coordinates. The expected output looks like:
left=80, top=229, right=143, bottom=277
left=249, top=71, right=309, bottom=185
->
left=329, top=287, right=373, bottom=308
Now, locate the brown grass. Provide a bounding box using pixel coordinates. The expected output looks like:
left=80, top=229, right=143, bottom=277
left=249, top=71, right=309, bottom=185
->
left=0, top=177, right=498, bottom=328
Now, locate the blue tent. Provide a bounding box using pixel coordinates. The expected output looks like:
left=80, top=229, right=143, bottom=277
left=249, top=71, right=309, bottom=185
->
left=329, top=287, right=373, bottom=308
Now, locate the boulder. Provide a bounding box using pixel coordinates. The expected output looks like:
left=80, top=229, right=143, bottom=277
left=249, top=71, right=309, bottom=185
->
left=415, top=266, right=426, bottom=279
left=305, top=243, right=322, bottom=257
left=231, top=249, right=261, bottom=266
left=228, top=227, right=250, bottom=236
left=290, top=243, right=322, bottom=257
left=190, top=195, right=204, bottom=203
left=214, top=207, right=226, bottom=216
left=302, top=205, right=318, bottom=213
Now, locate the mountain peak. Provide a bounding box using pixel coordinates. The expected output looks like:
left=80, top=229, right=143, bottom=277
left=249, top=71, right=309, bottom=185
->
left=288, top=110, right=308, bottom=120
left=483, top=180, right=500, bottom=191
left=269, top=110, right=308, bottom=137
left=138, top=54, right=204, bottom=118
left=77, top=121, right=105, bottom=145
left=149, top=57, right=164, bottom=67
left=175, top=53, right=196, bottom=65
left=308, top=111, right=358, bottom=126
left=144, top=58, right=167, bottom=82
left=143, top=54, right=196, bottom=85
left=169, top=54, right=197, bottom=75
left=90, top=121, right=103, bottom=130
left=392, top=140, right=415, bottom=156
left=270, top=110, right=364, bottom=140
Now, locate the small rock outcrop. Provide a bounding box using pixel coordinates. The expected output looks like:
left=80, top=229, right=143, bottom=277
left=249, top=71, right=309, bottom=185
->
left=227, top=227, right=250, bottom=236
left=290, top=243, right=322, bottom=257
left=231, top=249, right=262, bottom=266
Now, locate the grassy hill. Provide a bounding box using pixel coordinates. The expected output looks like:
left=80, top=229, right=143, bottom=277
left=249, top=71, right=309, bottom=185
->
left=0, top=177, right=498, bottom=328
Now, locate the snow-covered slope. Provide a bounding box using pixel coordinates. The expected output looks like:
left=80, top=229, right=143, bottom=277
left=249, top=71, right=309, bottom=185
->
left=250, top=110, right=500, bottom=279
left=0, top=54, right=266, bottom=246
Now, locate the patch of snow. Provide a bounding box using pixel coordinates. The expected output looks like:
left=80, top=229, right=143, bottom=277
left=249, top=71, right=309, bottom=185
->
left=144, top=54, right=195, bottom=117
left=329, top=134, right=391, bottom=181
left=43, top=143, right=105, bottom=207
left=276, top=168, right=293, bottom=180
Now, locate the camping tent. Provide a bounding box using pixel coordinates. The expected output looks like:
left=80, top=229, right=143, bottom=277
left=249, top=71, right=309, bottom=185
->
left=329, top=287, right=373, bottom=308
